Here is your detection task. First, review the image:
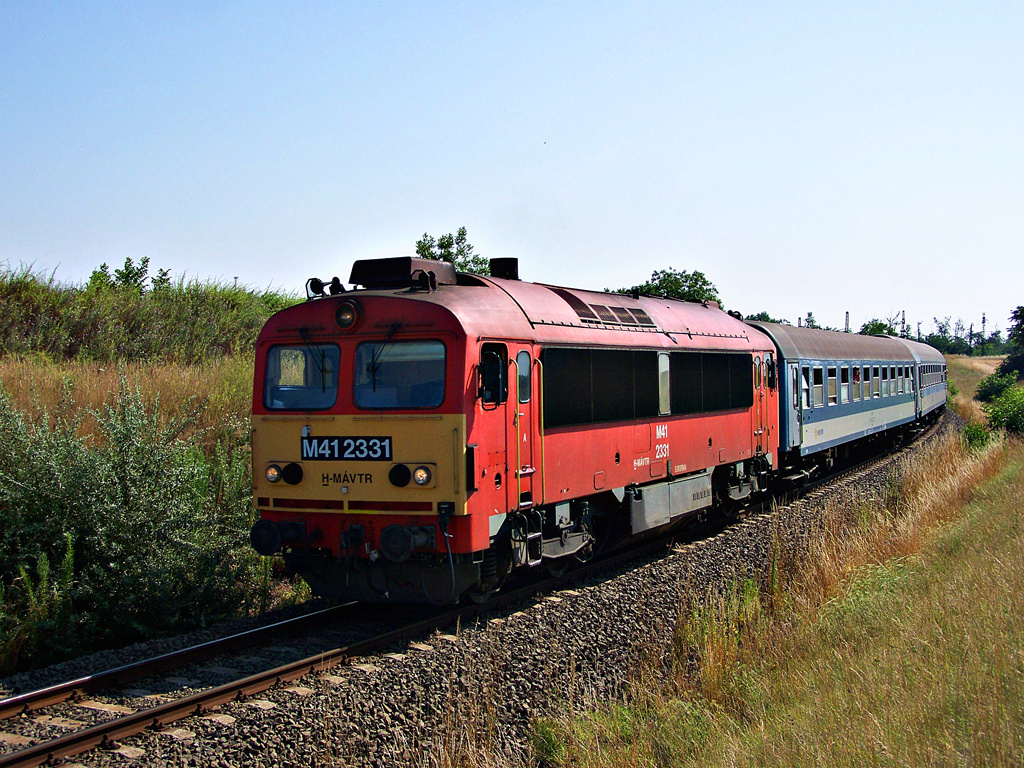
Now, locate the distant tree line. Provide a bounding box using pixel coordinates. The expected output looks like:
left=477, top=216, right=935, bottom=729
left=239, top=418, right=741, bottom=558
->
left=414, top=233, right=1019, bottom=366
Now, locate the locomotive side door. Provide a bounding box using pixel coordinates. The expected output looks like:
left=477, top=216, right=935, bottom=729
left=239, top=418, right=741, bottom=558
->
left=479, top=342, right=511, bottom=514
left=511, top=349, right=536, bottom=510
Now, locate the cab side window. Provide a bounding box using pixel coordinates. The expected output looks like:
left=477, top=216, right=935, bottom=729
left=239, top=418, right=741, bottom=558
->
left=480, top=343, right=508, bottom=404
left=517, top=350, right=531, bottom=403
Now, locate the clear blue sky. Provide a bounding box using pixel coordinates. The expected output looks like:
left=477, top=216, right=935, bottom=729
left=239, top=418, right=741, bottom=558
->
left=3, top=1, right=1022, bottom=336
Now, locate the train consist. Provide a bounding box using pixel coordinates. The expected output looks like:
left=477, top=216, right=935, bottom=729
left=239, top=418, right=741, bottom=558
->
left=249, top=257, right=946, bottom=603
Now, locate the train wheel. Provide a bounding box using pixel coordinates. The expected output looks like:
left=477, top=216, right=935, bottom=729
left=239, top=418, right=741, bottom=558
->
left=465, top=586, right=496, bottom=604
left=720, top=498, right=741, bottom=523
left=546, top=558, right=570, bottom=578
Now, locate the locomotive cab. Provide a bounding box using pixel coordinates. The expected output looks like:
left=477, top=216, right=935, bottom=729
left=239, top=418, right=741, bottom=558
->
left=250, top=259, right=489, bottom=603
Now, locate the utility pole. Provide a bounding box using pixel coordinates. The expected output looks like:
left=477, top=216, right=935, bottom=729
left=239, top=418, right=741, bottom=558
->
left=917, top=322, right=922, bottom=341
left=845, top=311, right=850, bottom=333
left=901, top=310, right=906, bottom=337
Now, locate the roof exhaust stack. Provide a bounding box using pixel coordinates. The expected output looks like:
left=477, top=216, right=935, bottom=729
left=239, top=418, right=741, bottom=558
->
left=489, top=258, right=519, bottom=280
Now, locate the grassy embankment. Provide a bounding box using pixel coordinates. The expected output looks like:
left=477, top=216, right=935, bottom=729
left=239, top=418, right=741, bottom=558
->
left=523, top=357, right=1023, bottom=768
left=0, top=264, right=298, bottom=674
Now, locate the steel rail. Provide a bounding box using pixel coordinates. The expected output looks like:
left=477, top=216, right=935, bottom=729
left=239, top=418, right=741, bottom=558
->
left=0, top=602, right=358, bottom=722
left=0, top=414, right=945, bottom=768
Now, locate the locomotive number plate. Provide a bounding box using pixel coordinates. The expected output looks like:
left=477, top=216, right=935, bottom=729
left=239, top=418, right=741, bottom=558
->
left=301, top=436, right=393, bottom=461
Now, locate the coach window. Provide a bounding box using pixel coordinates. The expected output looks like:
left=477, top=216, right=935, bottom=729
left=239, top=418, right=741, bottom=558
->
left=812, top=366, right=824, bottom=407
left=658, top=353, right=670, bottom=416
left=801, top=367, right=811, bottom=409
left=827, top=366, right=838, bottom=405
left=840, top=366, right=850, bottom=404
left=517, top=351, right=531, bottom=403
left=890, top=366, right=897, bottom=395
left=897, top=367, right=904, bottom=394
left=881, top=366, right=889, bottom=396
left=872, top=366, right=881, bottom=398
left=754, top=357, right=762, bottom=390
left=852, top=365, right=862, bottom=402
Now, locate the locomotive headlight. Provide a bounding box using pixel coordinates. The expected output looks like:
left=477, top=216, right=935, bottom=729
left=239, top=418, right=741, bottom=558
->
left=412, top=466, right=432, bottom=486
left=334, top=301, right=359, bottom=330
left=266, top=464, right=282, bottom=483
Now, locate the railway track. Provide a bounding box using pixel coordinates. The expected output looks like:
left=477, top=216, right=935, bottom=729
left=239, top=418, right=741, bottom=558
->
left=0, top=415, right=945, bottom=768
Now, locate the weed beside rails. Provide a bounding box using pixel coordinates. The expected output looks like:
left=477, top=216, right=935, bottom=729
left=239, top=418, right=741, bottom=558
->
left=536, top=431, right=1012, bottom=768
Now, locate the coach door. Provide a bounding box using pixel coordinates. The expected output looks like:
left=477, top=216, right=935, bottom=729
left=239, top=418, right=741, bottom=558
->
left=753, top=356, right=765, bottom=454
left=510, top=349, right=537, bottom=510
left=788, top=362, right=801, bottom=447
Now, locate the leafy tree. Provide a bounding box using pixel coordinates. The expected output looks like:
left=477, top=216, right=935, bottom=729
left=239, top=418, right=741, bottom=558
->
left=803, top=312, right=822, bottom=330
left=924, top=316, right=971, bottom=355
left=998, top=306, right=1024, bottom=377
left=415, top=227, right=489, bottom=275
left=745, top=310, right=789, bottom=324
left=978, top=329, right=1009, bottom=356
left=860, top=319, right=896, bottom=336
left=1009, top=306, right=1024, bottom=347
left=88, top=257, right=169, bottom=293
left=610, top=267, right=721, bottom=305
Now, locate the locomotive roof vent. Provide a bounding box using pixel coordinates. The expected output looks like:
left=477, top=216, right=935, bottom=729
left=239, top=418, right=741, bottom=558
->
left=349, top=257, right=458, bottom=290
left=489, top=257, right=519, bottom=280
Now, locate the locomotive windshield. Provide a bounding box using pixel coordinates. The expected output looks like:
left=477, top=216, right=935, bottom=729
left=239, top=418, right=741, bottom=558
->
left=264, top=343, right=340, bottom=410
left=354, top=340, right=445, bottom=409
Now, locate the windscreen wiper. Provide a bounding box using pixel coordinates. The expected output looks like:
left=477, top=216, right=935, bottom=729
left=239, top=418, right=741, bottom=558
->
left=297, top=327, right=329, bottom=391
left=368, top=322, right=401, bottom=391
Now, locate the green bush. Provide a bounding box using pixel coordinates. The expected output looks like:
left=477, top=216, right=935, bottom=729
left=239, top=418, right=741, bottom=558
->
left=962, top=422, right=991, bottom=449
left=976, top=372, right=1018, bottom=403
left=984, top=385, right=1024, bottom=435
left=0, top=382, right=260, bottom=672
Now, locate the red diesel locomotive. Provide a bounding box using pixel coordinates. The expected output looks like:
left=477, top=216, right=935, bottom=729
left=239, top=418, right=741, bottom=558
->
left=249, top=256, right=780, bottom=603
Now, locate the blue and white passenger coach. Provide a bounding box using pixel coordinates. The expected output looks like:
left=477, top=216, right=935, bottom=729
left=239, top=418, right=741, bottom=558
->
left=748, top=322, right=946, bottom=466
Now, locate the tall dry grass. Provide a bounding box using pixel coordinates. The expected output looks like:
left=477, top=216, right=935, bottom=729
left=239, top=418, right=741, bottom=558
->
left=946, top=354, right=997, bottom=427
left=534, top=429, right=1015, bottom=768
left=946, top=354, right=1004, bottom=387
left=0, top=355, right=253, bottom=450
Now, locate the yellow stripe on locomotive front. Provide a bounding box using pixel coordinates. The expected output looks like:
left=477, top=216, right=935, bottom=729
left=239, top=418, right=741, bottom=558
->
left=253, top=413, right=468, bottom=513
